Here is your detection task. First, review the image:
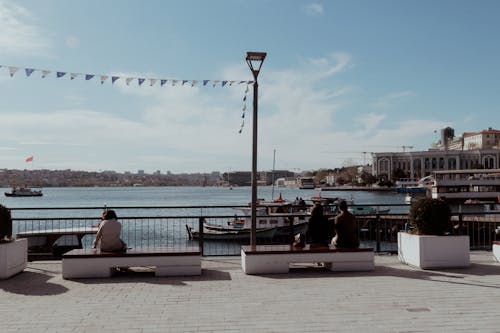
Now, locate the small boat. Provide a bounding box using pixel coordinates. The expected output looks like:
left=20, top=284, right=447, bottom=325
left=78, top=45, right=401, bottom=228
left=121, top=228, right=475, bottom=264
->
left=348, top=205, right=390, bottom=215
left=186, top=225, right=277, bottom=241
left=4, top=186, right=43, bottom=197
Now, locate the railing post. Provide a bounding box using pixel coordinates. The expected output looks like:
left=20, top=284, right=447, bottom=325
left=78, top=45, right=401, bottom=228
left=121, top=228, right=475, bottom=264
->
left=198, top=217, right=204, bottom=256
left=375, top=214, right=381, bottom=252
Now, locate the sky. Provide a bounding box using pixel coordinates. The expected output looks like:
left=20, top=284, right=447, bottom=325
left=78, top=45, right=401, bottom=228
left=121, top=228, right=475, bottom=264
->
left=1, top=0, right=500, bottom=174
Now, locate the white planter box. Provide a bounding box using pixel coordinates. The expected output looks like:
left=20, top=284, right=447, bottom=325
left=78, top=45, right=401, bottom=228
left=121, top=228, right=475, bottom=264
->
left=493, top=242, right=500, bottom=262
left=398, top=232, right=469, bottom=269
left=0, top=238, right=28, bottom=279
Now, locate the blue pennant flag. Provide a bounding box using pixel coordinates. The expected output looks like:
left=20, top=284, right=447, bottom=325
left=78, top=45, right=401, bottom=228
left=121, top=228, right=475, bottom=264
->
left=242, top=113, right=245, bottom=118
left=182, top=80, right=188, bottom=86
left=243, top=95, right=247, bottom=102
left=138, top=78, right=145, bottom=86
left=222, top=81, right=228, bottom=87
left=203, top=80, right=210, bottom=86
left=25, top=68, right=35, bottom=77
left=111, top=76, right=119, bottom=84
left=56, top=72, right=66, bottom=78
left=239, top=81, right=246, bottom=84
left=85, top=74, right=94, bottom=80
left=161, top=79, right=167, bottom=86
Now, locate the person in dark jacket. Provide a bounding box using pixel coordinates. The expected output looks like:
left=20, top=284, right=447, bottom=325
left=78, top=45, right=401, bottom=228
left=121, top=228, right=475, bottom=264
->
left=306, top=203, right=331, bottom=246
left=332, top=200, right=359, bottom=248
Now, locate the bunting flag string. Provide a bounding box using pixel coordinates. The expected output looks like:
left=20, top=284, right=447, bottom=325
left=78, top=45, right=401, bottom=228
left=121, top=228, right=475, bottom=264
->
left=239, top=82, right=251, bottom=134
left=1, top=63, right=254, bottom=134
left=0, top=63, right=253, bottom=88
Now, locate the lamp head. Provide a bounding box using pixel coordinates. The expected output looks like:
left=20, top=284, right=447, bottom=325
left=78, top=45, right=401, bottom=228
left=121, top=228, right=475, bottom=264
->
left=246, top=52, right=267, bottom=79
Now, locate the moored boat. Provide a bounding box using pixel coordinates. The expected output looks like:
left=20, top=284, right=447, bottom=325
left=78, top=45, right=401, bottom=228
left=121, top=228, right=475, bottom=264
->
left=186, top=225, right=277, bottom=241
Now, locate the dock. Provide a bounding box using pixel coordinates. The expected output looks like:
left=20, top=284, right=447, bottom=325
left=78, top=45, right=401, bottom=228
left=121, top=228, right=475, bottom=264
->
left=1, top=251, right=499, bottom=332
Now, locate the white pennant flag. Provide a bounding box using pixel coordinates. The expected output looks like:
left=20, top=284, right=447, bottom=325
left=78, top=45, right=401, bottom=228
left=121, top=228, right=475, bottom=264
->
left=41, top=70, right=51, bottom=78
left=150, top=79, right=157, bottom=86
left=70, top=73, right=79, bottom=80
left=125, top=77, right=134, bottom=85
left=212, top=80, right=220, bottom=87
left=100, top=75, right=109, bottom=84
left=172, top=80, right=178, bottom=86
left=191, top=80, right=198, bottom=87
left=8, top=67, right=19, bottom=77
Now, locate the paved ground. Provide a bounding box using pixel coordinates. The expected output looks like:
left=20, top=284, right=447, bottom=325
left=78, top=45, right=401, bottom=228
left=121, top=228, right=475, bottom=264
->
left=1, top=252, right=500, bottom=333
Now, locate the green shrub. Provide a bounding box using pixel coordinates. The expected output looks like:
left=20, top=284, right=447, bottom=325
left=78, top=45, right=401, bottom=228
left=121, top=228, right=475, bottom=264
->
left=0, top=204, right=13, bottom=241
left=408, top=198, right=451, bottom=235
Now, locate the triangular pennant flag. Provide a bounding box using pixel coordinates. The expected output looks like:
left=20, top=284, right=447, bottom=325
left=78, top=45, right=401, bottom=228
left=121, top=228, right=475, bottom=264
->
left=172, top=80, right=178, bottom=86
left=150, top=79, right=157, bottom=86
left=181, top=80, right=188, bottom=86
left=222, top=81, right=228, bottom=87
left=243, top=95, right=247, bottom=102
left=70, top=73, right=79, bottom=80
left=203, top=80, right=210, bottom=86
left=212, top=80, right=220, bottom=87
left=245, top=85, right=249, bottom=93
left=191, top=80, right=198, bottom=87
left=41, top=70, right=51, bottom=78
left=85, top=74, right=94, bottom=80
left=125, top=77, right=133, bottom=85
left=8, top=67, right=19, bottom=77
left=138, top=78, right=145, bottom=86
left=111, top=76, right=119, bottom=84
left=229, top=81, right=236, bottom=86
left=243, top=105, right=246, bottom=111
left=242, top=113, right=245, bottom=118
left=100, top=75, right=109, bottom=84
left=248, top=81, right=254, bottom=84
left=56, top=72, right=66, bottom=78
left=25, top=68, right=35, bottom=77
left=160, top=79, right=167, bottom=86
left=239, top=81, right=246, bottom=84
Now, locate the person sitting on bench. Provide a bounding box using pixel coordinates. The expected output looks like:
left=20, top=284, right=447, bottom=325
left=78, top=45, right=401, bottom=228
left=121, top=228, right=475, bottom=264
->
left=331, top=200, right=359, bottom=248
left=92, top=209, right=126, bottom=252
left=306, top=203, right=331, bottom=247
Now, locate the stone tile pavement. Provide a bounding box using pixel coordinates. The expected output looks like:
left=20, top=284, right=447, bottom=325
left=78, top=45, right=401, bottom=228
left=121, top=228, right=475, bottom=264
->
left=1, top=251, right=500, bottom=333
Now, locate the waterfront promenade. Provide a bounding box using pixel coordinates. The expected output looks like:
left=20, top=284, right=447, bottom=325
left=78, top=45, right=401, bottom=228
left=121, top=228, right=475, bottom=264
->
left=1, top=252, right=499, bottom=332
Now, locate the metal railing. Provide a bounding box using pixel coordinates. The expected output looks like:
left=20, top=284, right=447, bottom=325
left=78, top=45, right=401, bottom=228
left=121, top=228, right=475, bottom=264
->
left=9, top=204, right=500, bottom=259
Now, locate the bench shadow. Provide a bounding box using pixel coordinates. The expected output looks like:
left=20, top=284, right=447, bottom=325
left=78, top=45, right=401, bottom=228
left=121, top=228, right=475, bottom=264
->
left=0, top=270, right=69, bottom=296
left=260, top=262, right=500, bottom=289
left=66, top=268, right=231, bottom=285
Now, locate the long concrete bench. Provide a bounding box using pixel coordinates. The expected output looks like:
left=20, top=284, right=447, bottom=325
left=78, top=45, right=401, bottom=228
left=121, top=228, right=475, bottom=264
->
left=62, top=247, right=201, bottom=279
left=241, top=244, right=374, bottom=274
left=493, top=241, right=500, bottom=262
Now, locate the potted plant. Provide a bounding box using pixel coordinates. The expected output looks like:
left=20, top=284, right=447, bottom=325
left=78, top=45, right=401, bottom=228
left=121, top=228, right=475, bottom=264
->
left=0, top=204, right=27, bottom=279
left=398, top=198, right=469, bottom=269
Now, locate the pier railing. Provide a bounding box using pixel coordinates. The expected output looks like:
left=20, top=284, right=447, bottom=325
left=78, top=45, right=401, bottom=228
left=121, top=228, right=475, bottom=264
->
left=9, top=204, right=500, bottom=259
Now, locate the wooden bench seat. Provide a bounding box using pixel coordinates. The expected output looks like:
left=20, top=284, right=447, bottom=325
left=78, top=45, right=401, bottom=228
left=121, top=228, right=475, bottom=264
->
left=493, top=241, right=500, bottom=262
left=241, top=245, right=374, bottom=274
left=62, top=247, right=201, bottom=279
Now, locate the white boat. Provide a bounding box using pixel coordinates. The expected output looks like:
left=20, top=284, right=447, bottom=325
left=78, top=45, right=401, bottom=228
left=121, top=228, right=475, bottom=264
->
left=201, top=194, right=309, bottom=239
left=428, top=169, right=500, bottom=203
left=4, top=186, right=43, bottom=197
left=186, top=225, right=277, bottom=241
left=348, top=205, right=390, bottom=215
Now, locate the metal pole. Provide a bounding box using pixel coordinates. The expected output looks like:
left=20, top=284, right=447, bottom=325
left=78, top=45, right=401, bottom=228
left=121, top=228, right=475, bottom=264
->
left=251, top=78, right=258, bottom=247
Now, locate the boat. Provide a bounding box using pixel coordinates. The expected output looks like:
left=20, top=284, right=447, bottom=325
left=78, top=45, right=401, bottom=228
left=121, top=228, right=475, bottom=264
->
left=4, top=186, right=43, bottom=197
left=199, top=194, right=309, bottom=239
left=426, top=169, right=500, bottom=214
left=298, top=176, right=315, bottom=189
left=186, top=225, right=277, bottom=241
left=348, top=205, right=390, bottom=215
left=395, top=178, right=427, bottom=194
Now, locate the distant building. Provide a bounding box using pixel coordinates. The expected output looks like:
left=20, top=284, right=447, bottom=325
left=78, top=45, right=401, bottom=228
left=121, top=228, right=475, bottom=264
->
left=372, top=127, right=500, bottom=180
left=137, top=170, right=145, bottom=175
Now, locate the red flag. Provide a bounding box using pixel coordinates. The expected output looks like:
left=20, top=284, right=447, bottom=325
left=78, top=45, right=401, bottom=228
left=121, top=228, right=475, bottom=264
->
left=25, top=156, right=34, bottom=162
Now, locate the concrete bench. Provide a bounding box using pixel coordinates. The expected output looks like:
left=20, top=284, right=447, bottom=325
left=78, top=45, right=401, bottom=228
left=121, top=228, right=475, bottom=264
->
left=241, top=244, right=374, bottom=274
left=493, top=241, right=500, bottom=262
left=62, top=247, right=201, bottom=279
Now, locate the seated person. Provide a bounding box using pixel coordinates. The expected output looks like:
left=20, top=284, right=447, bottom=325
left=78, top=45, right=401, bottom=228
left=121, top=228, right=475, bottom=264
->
left=331, top=200, right=359, bottom=248
left=306, top=203, right=331, bottom=246
left=92, top=209, right=126, bottom=252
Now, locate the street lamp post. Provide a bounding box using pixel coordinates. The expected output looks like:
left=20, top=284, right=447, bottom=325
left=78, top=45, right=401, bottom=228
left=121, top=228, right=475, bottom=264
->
left=246, top=51, right=267, bottom=247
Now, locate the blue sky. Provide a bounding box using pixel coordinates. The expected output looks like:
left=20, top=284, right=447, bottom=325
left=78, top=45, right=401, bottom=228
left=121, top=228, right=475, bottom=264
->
left=1, top=0, right=499, bottom=173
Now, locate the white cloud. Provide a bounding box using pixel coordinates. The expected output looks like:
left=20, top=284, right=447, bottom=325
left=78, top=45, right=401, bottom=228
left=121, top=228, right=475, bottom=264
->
left=0, top=1, right=51, bottom=56
left=303, top=3, right=324, bottom=16
left=374, top=90, right=417, bottom=108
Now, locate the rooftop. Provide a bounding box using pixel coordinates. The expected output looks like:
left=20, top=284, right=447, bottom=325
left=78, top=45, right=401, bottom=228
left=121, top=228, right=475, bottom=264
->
left=1, top=252, right=499, bottom=332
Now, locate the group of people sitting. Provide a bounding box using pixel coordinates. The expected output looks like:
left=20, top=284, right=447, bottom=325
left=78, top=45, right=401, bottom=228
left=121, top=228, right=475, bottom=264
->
left=305, top=200, right=359, bottom=248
